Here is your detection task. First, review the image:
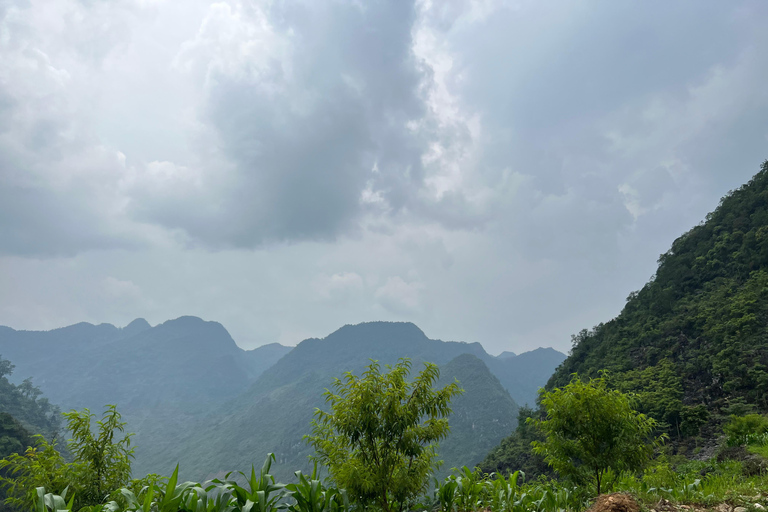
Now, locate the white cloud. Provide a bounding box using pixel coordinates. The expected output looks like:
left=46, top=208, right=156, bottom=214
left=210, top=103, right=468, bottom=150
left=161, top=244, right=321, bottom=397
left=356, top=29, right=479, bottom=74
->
left=312, top=272, right=365, bottom=301
left=1, top=0, right=768, bottom=355
left=375, top=276, right=424, bottom=315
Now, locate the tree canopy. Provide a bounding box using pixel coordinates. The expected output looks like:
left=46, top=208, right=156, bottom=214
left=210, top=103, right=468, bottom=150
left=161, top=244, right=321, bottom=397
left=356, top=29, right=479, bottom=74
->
left=547, top=161, right=768, bottom=434
left=531, top=374, right=664, bottom=494
left=0, top=355, right=60, bottom=438
left=307, top=358, right=462, bottom=512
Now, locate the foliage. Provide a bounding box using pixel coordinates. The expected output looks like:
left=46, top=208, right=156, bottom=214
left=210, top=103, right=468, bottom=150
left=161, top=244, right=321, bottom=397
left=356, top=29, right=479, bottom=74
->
left=478, top=406, right=552, bottom=479
left=546, top=161, right=768, bottom=439
left=0, top=435, right=71, bottom=510
left=0, top=414, right=31, bottom=461
left=0, top=406, right=134, bottom=510
left=531, top=374, right=664, bottom=494
left=307, top=358, right=462, bottom=512
left=723, top=414, right=768, bottom=446
left=64, top=406, right=134, bottom=505
left=28, top=453, right=348, bottom=512
left=18, top=441, right=768, bottom=512
left=285, top=462, right=348, bottom=512
left=422, top=466, right=587, bottom=512
left=0, top=355, right=61, bottom=439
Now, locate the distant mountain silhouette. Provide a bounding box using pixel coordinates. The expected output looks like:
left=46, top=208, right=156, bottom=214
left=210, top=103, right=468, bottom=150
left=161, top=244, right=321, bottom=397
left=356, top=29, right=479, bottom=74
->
left=0, top=318, right=564, bottom=479
left=0, top=317, right=291, bottom=411
left=149, top=321, right=561, bottom=480
left=486, top=348, right=567, bottom=406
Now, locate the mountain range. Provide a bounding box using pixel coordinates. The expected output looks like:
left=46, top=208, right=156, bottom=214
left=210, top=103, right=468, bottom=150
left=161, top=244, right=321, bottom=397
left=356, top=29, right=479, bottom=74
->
left=0, top=317, right=565, bottom=479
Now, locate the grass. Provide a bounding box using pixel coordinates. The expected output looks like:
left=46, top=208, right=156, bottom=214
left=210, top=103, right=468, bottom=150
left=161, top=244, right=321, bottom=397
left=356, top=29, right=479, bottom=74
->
left=424, top=456, right=768, bottom=512
left=26, top=453, right=768, bottom=512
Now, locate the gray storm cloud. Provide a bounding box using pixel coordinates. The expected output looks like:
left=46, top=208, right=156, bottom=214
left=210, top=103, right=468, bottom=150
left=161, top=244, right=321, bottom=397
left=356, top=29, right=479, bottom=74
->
left=0, top=0, right=767, bottom=353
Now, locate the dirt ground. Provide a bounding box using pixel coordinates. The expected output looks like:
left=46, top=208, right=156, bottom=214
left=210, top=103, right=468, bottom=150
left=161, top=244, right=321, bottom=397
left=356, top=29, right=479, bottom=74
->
left=585, top=493, right=764, bottom=512
left=587, top=493, right=641, bottom=512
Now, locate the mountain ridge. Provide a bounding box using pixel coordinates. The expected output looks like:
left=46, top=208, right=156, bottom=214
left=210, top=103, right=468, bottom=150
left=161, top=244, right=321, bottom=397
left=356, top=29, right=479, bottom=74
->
left=480, top=161, right=768, bottom=475
left=0, top=317, right=565, bottom=479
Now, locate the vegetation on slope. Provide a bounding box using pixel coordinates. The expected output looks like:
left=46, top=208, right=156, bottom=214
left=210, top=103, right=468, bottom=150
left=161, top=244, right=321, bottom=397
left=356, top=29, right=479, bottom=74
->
left=0, top=355, right=60, bottom=439
left=161, top=327, right=520, bottom=481
left=551, top=162, right=768, bottom=429
left=481, top=161, right=768, bottom=477
left=13, top=365, right=768, bottom=512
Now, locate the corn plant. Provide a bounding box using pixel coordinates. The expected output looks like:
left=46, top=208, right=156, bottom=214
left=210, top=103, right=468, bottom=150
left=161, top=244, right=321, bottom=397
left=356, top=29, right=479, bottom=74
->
left=285, top=463, right=348, bottom=512
left=451, top=466, right=485, bottom=512
left=485, top=471, right=522, bottom=512
left=35, top=486, right=75, bottom=512
left=432, top=478, right=458, bottom=512
left=208, top=453, right=286, bottom=512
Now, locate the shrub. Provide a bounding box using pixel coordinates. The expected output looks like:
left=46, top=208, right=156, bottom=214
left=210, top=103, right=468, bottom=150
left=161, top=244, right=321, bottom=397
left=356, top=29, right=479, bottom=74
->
left=307, top=359, right=462, bottom=512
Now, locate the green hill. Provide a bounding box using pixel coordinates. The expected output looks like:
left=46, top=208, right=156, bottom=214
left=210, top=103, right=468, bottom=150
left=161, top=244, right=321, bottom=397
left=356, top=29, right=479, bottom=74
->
left=0, top=318, right=564, bottom=479
left=0, top=355, right=60, bottom=439
left=146, top=322, right=520, bottom=480
left=550, top=162, right=768, bottom=427
left=481, top=161, right=768, bottom=473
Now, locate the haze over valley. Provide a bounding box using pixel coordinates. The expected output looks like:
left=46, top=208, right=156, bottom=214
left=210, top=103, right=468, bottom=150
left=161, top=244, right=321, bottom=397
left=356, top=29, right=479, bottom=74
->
left=2, top=1, right=768, bottom=510
left=0, top=318, right=564, bottom=478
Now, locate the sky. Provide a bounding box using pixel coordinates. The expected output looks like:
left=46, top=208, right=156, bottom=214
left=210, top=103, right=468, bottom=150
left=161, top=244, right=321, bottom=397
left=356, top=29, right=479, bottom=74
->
left=1, top=0, right=767, bottom=355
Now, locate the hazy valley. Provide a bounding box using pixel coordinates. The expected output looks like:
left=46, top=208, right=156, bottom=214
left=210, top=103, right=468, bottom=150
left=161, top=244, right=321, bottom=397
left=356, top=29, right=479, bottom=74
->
left=0, top=318, right=564, bottom=479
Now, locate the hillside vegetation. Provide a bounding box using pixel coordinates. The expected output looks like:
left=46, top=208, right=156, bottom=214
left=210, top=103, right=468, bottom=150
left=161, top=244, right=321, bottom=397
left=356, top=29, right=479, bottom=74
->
left=156, top=322, right=522, bottom=480
left=551, top=161, right=768, bottom=433
left=482, top=161, right=768, bottom=475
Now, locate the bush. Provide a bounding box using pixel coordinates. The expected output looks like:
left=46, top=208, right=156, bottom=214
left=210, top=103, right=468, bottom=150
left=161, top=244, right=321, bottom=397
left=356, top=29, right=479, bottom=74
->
left=307, top=359, right=462, bottom=512
left=723, top=414, right=768, bottom=447
left=0, top=405, right=133, bottom=510
left=531, top=374, right=665, bottom=494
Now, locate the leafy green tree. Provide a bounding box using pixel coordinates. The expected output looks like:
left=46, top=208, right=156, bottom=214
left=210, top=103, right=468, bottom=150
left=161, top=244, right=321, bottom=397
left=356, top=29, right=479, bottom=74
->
left=0, top=405, right=134, bottom=510
left=307, top=359, right=462, bottom=512
left=64, top=405, right=134, bottom=505
left=0, top=435, right=70, bottom=510
left=0, top=355, right=61, bottom=438
left=531, top=374, right=664, bottom=494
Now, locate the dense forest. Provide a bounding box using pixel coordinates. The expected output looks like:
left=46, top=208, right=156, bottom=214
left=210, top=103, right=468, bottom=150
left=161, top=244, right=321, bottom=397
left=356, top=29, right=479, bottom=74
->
left=0, top=355, right=63, bottom=508
left=482, top=161, right=768, bottom=475
left=0, top=356, right=60, bottom=447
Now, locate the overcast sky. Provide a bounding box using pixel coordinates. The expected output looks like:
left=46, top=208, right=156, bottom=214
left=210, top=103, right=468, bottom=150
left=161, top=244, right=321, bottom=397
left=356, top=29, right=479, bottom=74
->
left=1, top=0, right=767, bottom=355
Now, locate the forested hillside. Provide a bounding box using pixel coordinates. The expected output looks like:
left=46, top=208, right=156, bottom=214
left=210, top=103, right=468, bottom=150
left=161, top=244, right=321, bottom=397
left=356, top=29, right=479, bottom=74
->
left=0, top=318, right=563, bottom=479
left=0, top=356, right=60, bottom=441
left=551, top=162, right=768, bottom=427
left=0, top=355, right=62, bottom=508
left=145, top=322, right=522, bottom=480
left=482, top=161, right=768, bottom=474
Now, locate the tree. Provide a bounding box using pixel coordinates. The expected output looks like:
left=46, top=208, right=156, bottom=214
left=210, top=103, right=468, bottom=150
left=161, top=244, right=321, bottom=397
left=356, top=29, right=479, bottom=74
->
left=0, top=405, right=134, bottom=510
left=307, top=359, right=462, bottom=512
left=530, top=374, right=664, bottom=494
left=478, top=406, right=553, bottom=479
left=0, top=355, right=61, bottom=438
left=64, top=405, right=134, bottom=505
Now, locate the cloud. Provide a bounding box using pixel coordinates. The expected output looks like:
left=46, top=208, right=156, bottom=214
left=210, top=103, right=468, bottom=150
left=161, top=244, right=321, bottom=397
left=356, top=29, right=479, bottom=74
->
left=312, top=271, right=364, bottom=302
left=2, top=0, right=768, bottom=354
left=128, top=0, right=430, bottom=248
left=375, top=276, right=424, bottom=315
